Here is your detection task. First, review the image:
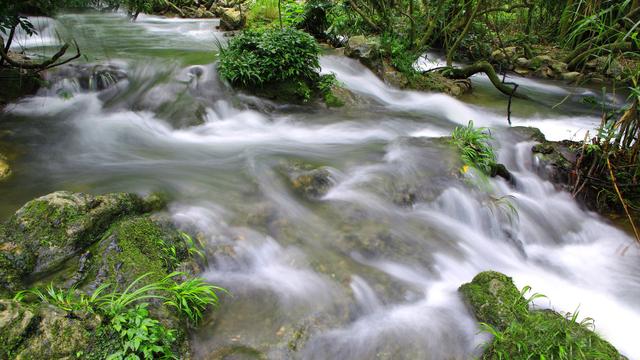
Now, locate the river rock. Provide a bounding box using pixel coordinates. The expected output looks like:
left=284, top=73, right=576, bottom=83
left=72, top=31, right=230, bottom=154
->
left=529, top=54, right=553, bottom=69
left=344, top=36, right=384, bottom=75
left=220, top=8, right=245, bottom=31
left=86, top=214, right=196, bottom=291
left=515, top=57, right=530, bottom=68
left=561, top=71, right=581, bottom=82
left=491, top=47, right=517, bottom=62
left=0, top=191, right=163, bottom=291
left=514, top=67, right=530, bottom=76
left=585, top=56, right=624, bottom=78
left=0, top=155, right=10, bottom=180
left=459, top=271, right=626, bottom=359
left=459, top=271, right=527, bottom=329
left=281, top=161, right=334, bottom=200
left=0, top=299, right=101, bottom=359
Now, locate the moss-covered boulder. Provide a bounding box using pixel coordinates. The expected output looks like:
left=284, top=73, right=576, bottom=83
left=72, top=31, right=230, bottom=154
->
left=460, top=271, right=625, bottom=359
left=459, top=271, right=528, bottom=330
left=86, top=214, right=196, bottom=291
left=0, top=191, right=164, bottom=291
left=0, top=299, right=101, bottom=359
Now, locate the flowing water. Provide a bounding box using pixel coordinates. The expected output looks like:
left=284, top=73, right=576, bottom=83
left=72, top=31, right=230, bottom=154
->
left=1, top=13, right=639, bottom=360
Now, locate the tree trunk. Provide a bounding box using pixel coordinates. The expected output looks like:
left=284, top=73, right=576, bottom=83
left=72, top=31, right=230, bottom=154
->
left=446, top=0, right=482, bottom=66
left=442, top=61, right=529, bottom=99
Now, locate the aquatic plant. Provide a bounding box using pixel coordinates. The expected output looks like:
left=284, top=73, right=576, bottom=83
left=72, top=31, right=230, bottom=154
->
left=450, top=120, right=497, bottom=176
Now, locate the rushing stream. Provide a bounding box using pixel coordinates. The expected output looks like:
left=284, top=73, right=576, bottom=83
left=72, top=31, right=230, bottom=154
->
left=1, top=13, right=639, bottom=359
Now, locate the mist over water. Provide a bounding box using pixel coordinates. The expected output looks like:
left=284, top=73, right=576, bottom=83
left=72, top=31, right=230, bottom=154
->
left=1, top=12, right=639, bottom=359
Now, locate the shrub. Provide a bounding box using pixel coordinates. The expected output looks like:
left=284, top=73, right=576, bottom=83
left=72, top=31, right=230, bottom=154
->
left=218, top=28, right=320, bottom=87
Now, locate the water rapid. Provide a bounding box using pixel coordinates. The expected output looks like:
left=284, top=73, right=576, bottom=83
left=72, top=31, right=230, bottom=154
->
left=1, top=13, right=639, bottom=360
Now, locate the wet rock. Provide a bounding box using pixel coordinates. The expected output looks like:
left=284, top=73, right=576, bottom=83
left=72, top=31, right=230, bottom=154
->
left=491, top=47, right=517, bottom=62
left=344, top=36, right=384, bottom=75
left=529, top=55, right=553, bottom=69
left=283, top=162, right=333, bottom=200
left=0, top=299, right=100, bottom=359
left=586, top=56, right=623, bottom=78
left=460, top=271, right=626, bottom=359
left=561, top=71, right=581, bottom=82
left=87, top=214, right=196, bottom=291
left=506, top=126, right=546, bottom=143
left=220, top=8, right=245, bottom=31
left=0, top=154, right=10, bottom=181
left=534, top=65, right=555, bottom=79
left=515, top=57, right=530, bottom=68
left=514, top=67, right=530, bottom=76
left=0, top=191, right=162, bottom=291
left=549, top=60, right=568, bottom=75
left=324, top=84, right=357, bottom=107
left=532, top=140, right=578, bottom=186
left=459, top=271, right=527, bottom=329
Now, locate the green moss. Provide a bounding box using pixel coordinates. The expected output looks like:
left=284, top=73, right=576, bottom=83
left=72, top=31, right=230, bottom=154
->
left=459, top=271, right=528, bottom=330
left=460, top=271, right=625, bottom=359
left=323, top=89, right=345, bottom=108
left=87, top=215, right=188, bottom=290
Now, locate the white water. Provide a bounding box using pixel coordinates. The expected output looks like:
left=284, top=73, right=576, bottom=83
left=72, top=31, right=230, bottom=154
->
left=2, top=13, right=639, bottom=360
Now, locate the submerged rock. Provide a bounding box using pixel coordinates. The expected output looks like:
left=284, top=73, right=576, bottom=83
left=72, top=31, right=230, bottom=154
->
left=281, top=161, right=334, bottom=200
left=459, top=271, right=625, bottom=359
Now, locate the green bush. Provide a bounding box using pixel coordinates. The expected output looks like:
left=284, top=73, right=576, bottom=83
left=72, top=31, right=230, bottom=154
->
left=218, top=28, right=320, bottom=88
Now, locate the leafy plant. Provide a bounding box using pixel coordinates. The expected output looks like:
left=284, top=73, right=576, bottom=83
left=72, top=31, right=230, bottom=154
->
left=161, top=272, right=226, bottom=325
left=218, top=28, right=321, bottom=88
left=451, top=120, right=497, bottom=176
left=15, top=272, right=227, bottom=360
left=106, top=304, right=177, bottom=360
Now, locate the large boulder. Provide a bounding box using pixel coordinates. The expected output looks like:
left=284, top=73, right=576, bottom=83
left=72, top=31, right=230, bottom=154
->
left=459, top=271, right=527, bottom=330
left=460, top=271, right=625, bottom=359
left=344, top=35, right=384, bottom=76
left=0, top=68, right=41, bottom=107
left=0, top=191, right=163, bottom=291
left=220, top=7, right=246, bottom=31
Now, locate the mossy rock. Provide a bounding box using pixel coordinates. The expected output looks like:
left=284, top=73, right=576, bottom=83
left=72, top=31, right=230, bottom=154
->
left=459, top=271, right=528, bottom=330
left=0, top=191, right=166, bottom=291
left=460, top=271, right=625, bottom=359
left=83, top=214, right=193, bottom=292
left=0, top=299, right=100, bottom=360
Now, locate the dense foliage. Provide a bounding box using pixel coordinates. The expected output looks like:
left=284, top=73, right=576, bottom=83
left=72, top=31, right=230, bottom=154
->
left=14, top=272, right=225, bottom=359
left=218, top=28, right=320, bottom=88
